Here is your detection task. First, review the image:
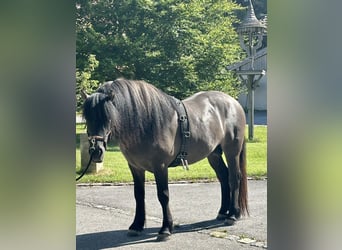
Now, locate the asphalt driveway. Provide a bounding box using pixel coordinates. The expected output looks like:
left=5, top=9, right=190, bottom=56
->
left=76, top=180, right=267, bottom=249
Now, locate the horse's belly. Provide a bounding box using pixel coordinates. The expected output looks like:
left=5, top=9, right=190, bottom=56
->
left=186, top=141, right=217, bottom=164
left=121, top=148, right=175, bottom=173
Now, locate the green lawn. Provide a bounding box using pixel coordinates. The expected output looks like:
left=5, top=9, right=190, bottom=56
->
left=76, top=124, right=267, bottom=183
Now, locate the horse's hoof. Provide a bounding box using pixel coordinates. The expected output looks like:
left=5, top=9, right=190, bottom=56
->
left=156, top=232, right=171, bottom=242
left=224, top=217, right=237, bottom=226
left=127, top=229, right=142, bottom=237
left=216, top=213, right=227, bottom=221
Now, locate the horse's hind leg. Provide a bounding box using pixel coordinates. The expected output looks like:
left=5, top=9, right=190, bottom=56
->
left=154, top=167, right=173, bottom=241
left=207, top=146, right=230, bottom=220
left=226, top=153, right=241, bottom=220
left=223, top=138, right=248, bottom=224
left=127, top=165, right=146, bottom=236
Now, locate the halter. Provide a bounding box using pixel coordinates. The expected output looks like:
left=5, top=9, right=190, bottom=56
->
left=76, top=130, right=111, bottom=181
left=88, top=130, right=111, bottom=152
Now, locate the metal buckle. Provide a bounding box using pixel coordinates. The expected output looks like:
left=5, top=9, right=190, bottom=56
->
left=180, top=151, right=188, bottom=157
left=184, top=131, right=190, bottom=138
left=179, top=115, right=187, bottom=122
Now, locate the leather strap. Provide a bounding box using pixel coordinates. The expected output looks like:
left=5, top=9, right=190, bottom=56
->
left=169, top=98, right=190, bottom=169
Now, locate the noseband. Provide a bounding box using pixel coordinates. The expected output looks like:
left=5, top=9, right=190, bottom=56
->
left=88, top=131, right=111, bottom=151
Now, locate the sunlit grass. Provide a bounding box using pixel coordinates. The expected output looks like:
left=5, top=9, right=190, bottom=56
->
left=246, top=126, right=267, bottom=177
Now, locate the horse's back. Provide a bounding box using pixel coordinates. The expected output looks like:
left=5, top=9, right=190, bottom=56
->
left=184, top=91, right=245, bottom=126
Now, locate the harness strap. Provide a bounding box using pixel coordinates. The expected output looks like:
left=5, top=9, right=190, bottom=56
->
left=169, top=98, right=190, bottom=170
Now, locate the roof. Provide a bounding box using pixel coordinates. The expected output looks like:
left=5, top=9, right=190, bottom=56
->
left=226, top=47, right=267, bottom=71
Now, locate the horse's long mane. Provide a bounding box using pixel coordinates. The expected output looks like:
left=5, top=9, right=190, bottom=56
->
left=83, top=79, right=177, bottom=147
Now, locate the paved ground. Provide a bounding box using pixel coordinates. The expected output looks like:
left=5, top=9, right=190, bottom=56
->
left=251, top=111, right=267, bottom=125
left=76, top=180, right=267, bottom=249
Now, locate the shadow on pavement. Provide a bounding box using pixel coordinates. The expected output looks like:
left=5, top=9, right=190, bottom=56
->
left=76, top=227, right=159, bottom=250
left=174, top=219, right=225, bottom=233
left=76, top=219, right=226, bottom=249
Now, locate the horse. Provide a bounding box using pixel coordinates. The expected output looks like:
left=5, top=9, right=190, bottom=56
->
left=82, top=78, right=248, bottom=241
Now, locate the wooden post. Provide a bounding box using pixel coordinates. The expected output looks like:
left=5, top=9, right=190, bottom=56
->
left=247, top=75, right=255, bottom=140
left=80, top=133, right=103, bottom=173
left=237, top=71, right=265, bottom=141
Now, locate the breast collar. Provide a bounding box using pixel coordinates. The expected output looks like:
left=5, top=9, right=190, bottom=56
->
left=169, top=97, right=190, bottom=170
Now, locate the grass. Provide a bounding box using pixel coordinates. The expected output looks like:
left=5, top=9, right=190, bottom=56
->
left=76, top=124, right=267, bottom=183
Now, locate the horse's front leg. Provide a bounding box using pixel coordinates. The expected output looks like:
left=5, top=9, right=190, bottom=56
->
left=154, top=167, right=173, bottom=241
left=127, top=165, right=146, bottom=236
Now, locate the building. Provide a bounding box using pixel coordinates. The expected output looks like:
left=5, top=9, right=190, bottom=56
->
left=227, top=47, right=267, bottom=111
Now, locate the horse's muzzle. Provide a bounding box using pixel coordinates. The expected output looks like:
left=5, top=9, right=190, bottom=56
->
left=88, top=136, right=106, bottom=163
left=89, top=145, right=104, bottom=163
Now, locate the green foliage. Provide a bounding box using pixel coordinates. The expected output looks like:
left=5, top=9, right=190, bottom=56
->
left=234, top=0, right=267, bottom=19
left=76, top=54, right=100, bottom=111
left=76, top=0, right=245, bottom=99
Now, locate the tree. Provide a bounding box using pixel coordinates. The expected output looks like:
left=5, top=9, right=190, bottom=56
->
left=76, top=0, right=244, bottom=102
left=76, top=54, right=99, bottom=112
left=234, top=0, right=267, bottom=19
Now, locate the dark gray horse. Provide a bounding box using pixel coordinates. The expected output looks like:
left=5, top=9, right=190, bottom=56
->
left=82, top=79, right=248, bottom=241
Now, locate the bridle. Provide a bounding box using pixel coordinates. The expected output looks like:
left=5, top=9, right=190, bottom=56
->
left=76, top=130, right=111, bottom=181
left=89, top=130, right=112, bottom=150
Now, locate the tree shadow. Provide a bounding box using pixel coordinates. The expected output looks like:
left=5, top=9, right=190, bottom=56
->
left=76, top=219, right=226, bottom=249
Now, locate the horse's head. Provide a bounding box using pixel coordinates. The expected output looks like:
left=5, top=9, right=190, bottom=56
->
left=87, top=130, right=111, bottom=163
left=82, top=91, right=114, bottom=163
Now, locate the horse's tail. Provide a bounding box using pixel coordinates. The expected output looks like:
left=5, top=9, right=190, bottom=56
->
left=239, top=138, right=249, bottom=216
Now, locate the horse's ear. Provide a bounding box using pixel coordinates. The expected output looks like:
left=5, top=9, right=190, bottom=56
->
left=80, top=89, right=89, bottom=100
left=106, top=91, right=115, bottom=101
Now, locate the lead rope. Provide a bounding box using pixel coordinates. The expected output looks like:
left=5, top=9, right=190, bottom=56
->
left=76, top=152, right=93, bottom=181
